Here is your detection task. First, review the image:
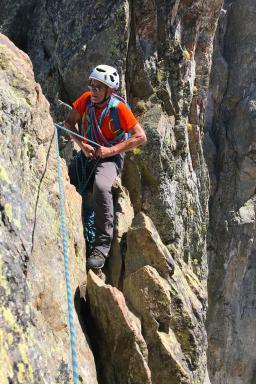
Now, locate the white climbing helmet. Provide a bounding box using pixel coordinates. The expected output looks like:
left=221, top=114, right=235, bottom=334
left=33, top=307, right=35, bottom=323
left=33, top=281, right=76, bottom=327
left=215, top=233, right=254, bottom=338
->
left=89, top=65, right=119, bottom=90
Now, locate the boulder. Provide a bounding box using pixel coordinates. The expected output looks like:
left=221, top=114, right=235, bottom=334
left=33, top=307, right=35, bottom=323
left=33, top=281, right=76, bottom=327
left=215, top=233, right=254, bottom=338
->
left=124, top=261, right=207, bottom=383
left=87, top=270, right=152, bottom=384
left=125, top=212, right=175, bottom=280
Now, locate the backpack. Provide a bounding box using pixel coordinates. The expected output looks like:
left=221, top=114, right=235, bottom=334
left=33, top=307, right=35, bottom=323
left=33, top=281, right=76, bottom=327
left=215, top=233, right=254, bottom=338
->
left=109, top=93, right=131, bottom=135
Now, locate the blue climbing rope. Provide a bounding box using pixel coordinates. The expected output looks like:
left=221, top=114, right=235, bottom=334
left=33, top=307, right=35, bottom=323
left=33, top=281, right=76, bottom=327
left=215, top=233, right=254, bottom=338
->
left=54, top=125, right=79, bottom=384
left=54, top=122, right=100, bottom=148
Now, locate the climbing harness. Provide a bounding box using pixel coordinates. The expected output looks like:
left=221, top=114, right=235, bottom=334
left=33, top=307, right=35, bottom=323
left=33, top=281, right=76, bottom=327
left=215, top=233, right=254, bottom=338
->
left=54, top=125, right=79, bottom=384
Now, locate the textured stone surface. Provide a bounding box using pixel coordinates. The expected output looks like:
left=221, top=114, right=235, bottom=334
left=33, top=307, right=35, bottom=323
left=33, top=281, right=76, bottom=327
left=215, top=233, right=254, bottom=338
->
left=121, top=0, right=224, bottom=279
left=124, top=264, right=207, bottom=384
left=87, top=270, right=152, bottom=384
left=89, top=207, right=208, bottom=383
left=125, top=212, right=175, bottom=280
left=123, top=213, right=208, bottom=384
left=0, top=0, right=130, bottom=120
left=0, top=34, right=97, bottom=384
left=205, top=1, right=256, bottom=383
left=105, top=179, right=134, bottom=288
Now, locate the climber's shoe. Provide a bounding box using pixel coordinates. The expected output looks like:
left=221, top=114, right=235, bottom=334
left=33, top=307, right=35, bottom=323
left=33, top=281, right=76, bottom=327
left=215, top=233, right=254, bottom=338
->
left=87, top=248, right=106, bottom=270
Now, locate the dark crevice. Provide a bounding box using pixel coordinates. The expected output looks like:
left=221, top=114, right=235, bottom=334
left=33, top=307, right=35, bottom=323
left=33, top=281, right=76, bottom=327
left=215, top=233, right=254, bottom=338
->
left=5, top=2, right=37, bottom=54
left=117, top=232, right=127, bottom=290
left=126, top=0, right=135, bottom=105
left=74, top=289, right=105, bottom=384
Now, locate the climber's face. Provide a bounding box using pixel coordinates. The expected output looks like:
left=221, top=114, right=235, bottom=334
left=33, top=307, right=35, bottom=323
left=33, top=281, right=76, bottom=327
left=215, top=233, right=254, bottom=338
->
left=89, top=80, right=112, bottom=104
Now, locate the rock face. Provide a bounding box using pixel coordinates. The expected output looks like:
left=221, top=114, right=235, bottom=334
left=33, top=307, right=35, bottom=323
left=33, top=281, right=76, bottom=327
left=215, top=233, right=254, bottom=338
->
left=205, top=1, right=256, bottom=383
left=87, top=210, right=207, bottom=384
left=0, top=0, right=130, bottom=120
left=0, top=34, right=97, bottom=384
left=124, top=213, right=207, bottom=384
left=0, top=0, right=225, bottom=383
left=87, top=270, right=152, bottom=384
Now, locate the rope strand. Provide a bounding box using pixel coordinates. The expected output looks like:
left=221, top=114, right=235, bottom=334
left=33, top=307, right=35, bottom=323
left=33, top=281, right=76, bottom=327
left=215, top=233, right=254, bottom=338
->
left=54, top=125, right=79, bottom=384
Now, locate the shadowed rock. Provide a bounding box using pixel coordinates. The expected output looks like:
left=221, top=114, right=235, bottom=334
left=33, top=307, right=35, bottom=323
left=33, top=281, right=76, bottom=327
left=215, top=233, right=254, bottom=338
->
left=205, top=1, right=256, bottom=382
left=0, top=33, right=97, bottom=384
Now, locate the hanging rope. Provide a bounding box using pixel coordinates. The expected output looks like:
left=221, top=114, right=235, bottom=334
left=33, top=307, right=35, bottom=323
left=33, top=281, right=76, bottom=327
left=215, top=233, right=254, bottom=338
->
left=54, top=125, right=79, bottom=384
left=54, top=122, right=100, bottom=148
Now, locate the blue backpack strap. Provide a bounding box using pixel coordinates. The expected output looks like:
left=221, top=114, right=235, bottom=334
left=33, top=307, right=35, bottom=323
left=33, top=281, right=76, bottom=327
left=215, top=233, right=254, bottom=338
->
left=110, top=95, right=131, bottom=138
left=110, top=106, right=121, bottom=132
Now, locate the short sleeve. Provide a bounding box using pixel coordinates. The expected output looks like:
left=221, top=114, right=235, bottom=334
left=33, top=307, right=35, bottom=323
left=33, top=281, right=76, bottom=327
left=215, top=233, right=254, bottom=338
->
left=72, top=91, right=91, bottom=117
left=117, top=102, right=138, bottom=132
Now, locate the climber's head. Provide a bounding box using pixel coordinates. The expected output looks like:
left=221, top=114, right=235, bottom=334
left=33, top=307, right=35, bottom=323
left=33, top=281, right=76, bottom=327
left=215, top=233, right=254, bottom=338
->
left=89, top=65, right=119, bottom=105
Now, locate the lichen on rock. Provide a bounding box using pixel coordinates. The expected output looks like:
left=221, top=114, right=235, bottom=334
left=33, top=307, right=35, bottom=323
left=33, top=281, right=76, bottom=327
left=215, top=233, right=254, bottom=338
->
left=0, top=33, right=97, bottom=383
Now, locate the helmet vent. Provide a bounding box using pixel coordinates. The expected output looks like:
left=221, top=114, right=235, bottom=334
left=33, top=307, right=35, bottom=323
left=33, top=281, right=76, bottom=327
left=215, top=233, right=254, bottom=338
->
left=110, top=75, right=115, bottom=82
left=96, top=67, right=106, bottom=72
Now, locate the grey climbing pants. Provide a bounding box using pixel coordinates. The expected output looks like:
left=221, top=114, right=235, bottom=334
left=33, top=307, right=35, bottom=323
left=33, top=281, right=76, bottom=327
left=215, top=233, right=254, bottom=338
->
left=68, top=153, right=123, bottom=256
left=93, top=157, right=123, bottom=256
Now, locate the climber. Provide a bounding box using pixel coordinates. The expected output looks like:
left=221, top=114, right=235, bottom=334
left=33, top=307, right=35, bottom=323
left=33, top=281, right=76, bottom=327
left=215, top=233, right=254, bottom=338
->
left=64, top=64, right=147, bottom=270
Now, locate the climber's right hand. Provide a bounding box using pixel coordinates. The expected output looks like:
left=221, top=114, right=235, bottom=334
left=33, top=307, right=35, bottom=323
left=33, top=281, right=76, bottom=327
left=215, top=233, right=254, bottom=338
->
left=82, top=143, right=96, bottom=159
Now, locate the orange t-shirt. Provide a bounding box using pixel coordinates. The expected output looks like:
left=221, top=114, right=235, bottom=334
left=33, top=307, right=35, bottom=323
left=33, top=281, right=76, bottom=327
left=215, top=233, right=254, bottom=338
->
left=73, top=91, right=137, bottom=142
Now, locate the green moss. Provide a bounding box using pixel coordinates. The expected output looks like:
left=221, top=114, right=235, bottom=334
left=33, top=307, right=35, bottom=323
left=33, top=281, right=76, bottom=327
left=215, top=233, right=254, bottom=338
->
left=0, top=328, right=13, bottom=384
left=11, top=88, right=31, bottom=107
left=3, top=202, right=21, bottom=229
left=4, top=203, right=13, bottom=223
left=176, top=330, right=192, bottom=351
left=193, top=85, right=198, bottom=95
left=23, top=134, right=30, bottom=145
left=18, top=344, right=34, bottom=381
left=156, top=69, right=165, bottom=82
left=17, top=362, right=26, bottom=383
left=136, top=100, right=147, bottom=113
left=187, top=206, right=195, bottom=216
left=182, top=49, right=191, bottom=61
left=192, top=259, right=198, bottom=266
left=0, top=58, right=8, bottom=70
left=132, top=147, right=142, bottom=156
left=22, top=134, right=35, bottom=160
left=0, top=306, right=35, bottom=383
left=187, top=123, right=193, bottom=132
left=0, top=165, right=10, bottom=183
left=13, top=218, right=22, bottom=230
left=6, top=333, right=13, bottom=346
left=2, top=307, right=17, bottom=330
